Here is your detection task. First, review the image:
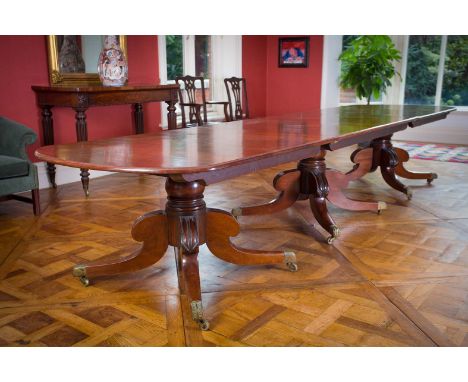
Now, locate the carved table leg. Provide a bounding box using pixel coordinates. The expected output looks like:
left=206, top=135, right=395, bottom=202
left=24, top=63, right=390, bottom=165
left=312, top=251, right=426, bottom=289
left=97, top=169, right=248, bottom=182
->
left=299, top=150, right=339, bottom=244
left=41, top=106, right=57, bottom=188
left=174, top=247, right=208, bottom=330
left=394, top=147, right=438, bottom=184
left=74, top=108, right=90, bottom=197
left=72, top=211, right=169, bottom=286
left=165, top=178, right=210, bottom=329
left=326, top=147, right=387, bottom=213
left=372, top=136, right=413, bottom=200
left=207, top=208, right=297, bottom=271
left=232, top=169, right=301, bottom=217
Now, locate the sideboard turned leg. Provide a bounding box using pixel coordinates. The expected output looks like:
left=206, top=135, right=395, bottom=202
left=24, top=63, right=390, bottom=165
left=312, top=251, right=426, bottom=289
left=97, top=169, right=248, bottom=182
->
left=74, top=108, right=90, bottom=197
left=41, top=106, right=57, bottom=188
left=393, top=147, right=438, bottom=184
left=80, top=169, right=90, bottom=197
left=166, top=100, right=177, bottom=130
left=133, top=103, right=144, bottom=134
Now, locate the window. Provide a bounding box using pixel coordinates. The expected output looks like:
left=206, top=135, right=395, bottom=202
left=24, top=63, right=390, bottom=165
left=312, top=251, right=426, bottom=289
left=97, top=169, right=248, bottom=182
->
left=158, top=35, right=242, bottom=127
left=160, top=35, right=213, bottom=119
left=442, top=36, right=468, bottom=106
left=404, top=36, right=441, bottom=105
left=165, top=35, right=183, bottom=80
left=404, top=35, right=468, bottom=107
left=339, top=35, right=358, bottom=104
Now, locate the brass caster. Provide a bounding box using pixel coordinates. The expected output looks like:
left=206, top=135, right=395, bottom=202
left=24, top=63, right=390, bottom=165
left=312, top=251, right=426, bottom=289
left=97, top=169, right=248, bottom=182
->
left=326, top=225, right=340, bottom=245
left=287, top=262, right=298, bottom=272
left=231, top=207, right=242, bottom=218
left=427, top=173, right=438, bottom=184
left=198, top=319, right=210, bottom=331
left=191, top=300, right=209, bottom=330
left=377, top=201, right=387, bottom=215
left=284, top=251, right=298, bottom=272
left=84, top=189, right=90, bottom=197
left=72, top=265, right=89, bottom=287
left=406, top=188, right=413, bottom=201
left=79, top=276, right=90, bottom=287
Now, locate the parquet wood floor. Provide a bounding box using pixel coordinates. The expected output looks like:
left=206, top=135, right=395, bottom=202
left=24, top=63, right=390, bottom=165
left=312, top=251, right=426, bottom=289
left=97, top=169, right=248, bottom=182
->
left=1, top=146, right=467, bottom=346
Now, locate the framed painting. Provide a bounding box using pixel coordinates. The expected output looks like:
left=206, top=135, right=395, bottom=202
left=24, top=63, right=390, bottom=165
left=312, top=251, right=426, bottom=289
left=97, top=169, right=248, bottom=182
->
left=278, top=37, right=310, bottom=68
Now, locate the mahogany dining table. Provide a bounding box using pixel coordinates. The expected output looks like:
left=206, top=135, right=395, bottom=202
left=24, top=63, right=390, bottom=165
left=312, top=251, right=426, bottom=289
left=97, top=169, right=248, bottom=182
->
left=35, top=104, right=455, bottom=330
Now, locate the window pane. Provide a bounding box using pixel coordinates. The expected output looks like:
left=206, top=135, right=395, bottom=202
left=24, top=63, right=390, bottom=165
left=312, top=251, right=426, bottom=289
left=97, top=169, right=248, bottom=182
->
left=442, top=35, right=468, bottom=106
left=340, top=35, right=358, bottom=103
left=166, top=35, right=183, bottom=80
left=195, top=35, right=211, bottom=79
left=195, top=35, right=212, bottom=104
left=404, top=36, right=441, bottom=105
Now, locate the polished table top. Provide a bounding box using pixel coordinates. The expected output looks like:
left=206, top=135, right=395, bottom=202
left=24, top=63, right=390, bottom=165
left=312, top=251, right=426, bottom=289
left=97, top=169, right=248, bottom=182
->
left=35, top=105, right=455, bottom=175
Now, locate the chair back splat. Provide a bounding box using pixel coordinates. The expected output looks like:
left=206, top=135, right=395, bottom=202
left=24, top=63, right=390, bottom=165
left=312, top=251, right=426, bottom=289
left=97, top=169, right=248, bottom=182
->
left=224, top=77, right=249, bottom=121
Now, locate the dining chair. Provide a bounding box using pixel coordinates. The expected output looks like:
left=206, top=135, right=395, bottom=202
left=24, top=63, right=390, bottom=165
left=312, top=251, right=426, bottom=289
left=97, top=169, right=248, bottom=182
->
left=224, top=77, right=250, bottom=121
left=175, top=75, right=229, bottom=128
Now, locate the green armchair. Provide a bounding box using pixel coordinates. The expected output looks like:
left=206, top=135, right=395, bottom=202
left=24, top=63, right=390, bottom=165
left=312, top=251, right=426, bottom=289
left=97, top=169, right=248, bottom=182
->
left=0, top=116, right=40, bottom=215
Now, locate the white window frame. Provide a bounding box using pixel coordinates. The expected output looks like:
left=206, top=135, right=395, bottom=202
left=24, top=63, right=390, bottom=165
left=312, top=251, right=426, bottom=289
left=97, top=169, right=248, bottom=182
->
left=395, top=35, right=466, bottom=110
left=325, top=35, right=467, bottom=110
left=158, top=35, right=242, bottom=127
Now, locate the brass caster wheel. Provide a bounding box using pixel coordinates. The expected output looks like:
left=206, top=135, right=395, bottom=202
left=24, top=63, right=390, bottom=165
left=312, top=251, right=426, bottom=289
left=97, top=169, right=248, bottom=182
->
left=287, top=262, right=298, bottom=272
left=326, top=225, right=340, bottom=245
left=72, top=265, right=89, bottom=287
left=284, top=251, right=298, bottom=272
left=377, top=201, right=387, bottom=215
left=427, top=173, right=438, bottom=184
left=231, top=207, right=242, bottom=219
left=84, top=189, right=90, bottom=197
left=198, top=319, right=210, bottom=331
left=406, top=188, right=413, bottom=201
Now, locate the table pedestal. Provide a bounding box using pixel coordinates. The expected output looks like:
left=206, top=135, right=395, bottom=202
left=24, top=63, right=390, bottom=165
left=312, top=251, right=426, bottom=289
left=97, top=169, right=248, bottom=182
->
left=232, top=134, right=437, bottom=244
left=72, top=178, right=297, bottom=330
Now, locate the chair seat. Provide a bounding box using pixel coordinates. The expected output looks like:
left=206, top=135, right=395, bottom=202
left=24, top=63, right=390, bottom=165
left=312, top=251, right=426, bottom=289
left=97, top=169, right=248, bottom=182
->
left=0, top=155, right=29, bottom=179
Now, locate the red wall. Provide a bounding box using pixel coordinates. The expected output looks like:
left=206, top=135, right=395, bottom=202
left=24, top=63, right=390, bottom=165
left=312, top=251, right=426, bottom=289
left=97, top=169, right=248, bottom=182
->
left=0, top=35, right=324, bottom=162
left=242, top=36, right=267, bottom=118
left=242, top=35, right=323, bottom=118
left=0, top=35, right=160, bottom=162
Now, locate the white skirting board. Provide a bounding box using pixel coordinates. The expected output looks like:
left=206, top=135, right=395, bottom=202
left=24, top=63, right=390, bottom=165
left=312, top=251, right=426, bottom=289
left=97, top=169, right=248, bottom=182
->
left=35, top=162, right=113, bottom=190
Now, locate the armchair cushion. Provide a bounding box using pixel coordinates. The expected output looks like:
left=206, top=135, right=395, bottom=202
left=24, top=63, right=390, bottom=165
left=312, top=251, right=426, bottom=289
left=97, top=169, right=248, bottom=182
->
left=0, top=155, right=29, bottom=179
left=0, top=116, right=37, bottom=160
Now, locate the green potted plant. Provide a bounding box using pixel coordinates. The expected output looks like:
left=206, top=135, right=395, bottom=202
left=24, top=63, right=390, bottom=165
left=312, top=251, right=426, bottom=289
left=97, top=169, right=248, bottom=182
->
left=339, top=36, right=402, bottom=105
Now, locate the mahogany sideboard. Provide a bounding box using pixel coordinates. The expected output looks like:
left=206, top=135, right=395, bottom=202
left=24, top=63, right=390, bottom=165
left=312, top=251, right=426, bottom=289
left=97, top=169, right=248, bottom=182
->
left=35, top=105, right=455, bottom=330
left=32, top=84, right=180, bottom=196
